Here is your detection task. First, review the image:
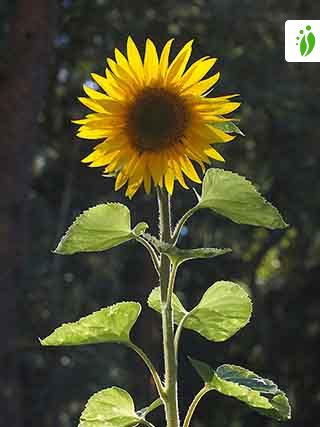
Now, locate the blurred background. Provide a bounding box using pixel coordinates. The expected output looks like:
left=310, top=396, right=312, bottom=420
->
left=1, top=1, right=319, bottom=426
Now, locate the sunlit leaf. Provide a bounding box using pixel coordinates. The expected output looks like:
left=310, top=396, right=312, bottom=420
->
left=55, top=203, right=148, bottom=254
left=40, top=302, right=141, bottom=346
left=185, top=281, right=252, bottom=342
left=79, top=387, right=141, bottom=427
left=148, top=281, right=251, bottom=342
left=197, top=169, right=288, bottom=229
left=137, top=398, right=163, bottom=418
left=190, top=359, right=291, bottom=421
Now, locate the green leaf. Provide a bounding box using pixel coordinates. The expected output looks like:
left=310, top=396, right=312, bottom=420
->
left=147, top=287, right=187, bottom=324
left=40, top=302, right=141, bottom=346
left=189, top=357, right=215, bottom=383
left=161, top=246, right=232, bottom=266
left=190, top=360, right=291, bottom=421
left=214, top=121, right=244, bottom=136
left=197, top=169, right=288, bottom=230
left=55, top=203, right=148, bottom=255
left=79, top=387, right=142, bottom=427
left=137, top=398, right=163, bottom=418
left=148, top=281, right=252, bottom=342
left=185, top=281, right=252, bottom=342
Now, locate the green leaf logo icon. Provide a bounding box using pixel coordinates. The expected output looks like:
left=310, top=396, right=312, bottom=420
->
left=297, top=25, right=316, bottom=57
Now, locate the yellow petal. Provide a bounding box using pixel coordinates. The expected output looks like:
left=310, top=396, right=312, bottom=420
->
left=171, top=159, right=189, bottom=189
left=105, top=69, right=131, bottom=98
left=91, top=72, right=124, bottom=100
left=206, top=125, right=236, bottom=143
left=82, top=148, right=118, bottom=165
left=159, top=38, right=174, bottom=78
left=83, top=85, right=108, bottom=100
left=77, top=128, right=111, bottom=139
left=148, top=153, right=165, bottom=187
left=199, top=114, right=235, bottom=122
left=115, top=171, right=129, bottom=190
left=88, top=151, right=119, bottom=167
left=181, top=58, right=217, bottom=91
left=164, top=168, right=175, bottom=194
left=144, top=38, right=159, bottom=83
left=143, top=171, right=152, bottom=193
left=77, top=116, right=121, bottom=130
left=186, top=72, right=220, bottom=95
left=107, top=58, right=139, bottom=91
left=127, top=36, right=144, bottom=82
left=211, top=102, right=241, bottom=115
left=125, top=177, right=143, bottom=199
left=200, top=94, right=239, bottom=105
left=78, top=97, right=106, bottom=113
left=205, top=147, right=225, bottom=162
left=114, top=49, right=140, bottom=82
left=179, top=155, right=201, bottom=183
left=72, top=117, right=91, bottom=125
left=166, top=40, right=193, bottom=83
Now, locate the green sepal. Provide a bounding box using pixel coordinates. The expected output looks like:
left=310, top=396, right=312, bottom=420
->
left=214, top=121, right=244, bottom=136
left=148, top=281, right=252, bottom=342
left=40, top=302, right=141, bottom=346
left=79, top=387, right=142, bottom=427
left=55, top=203, right=149, bottom=255
left=197, top=169, right=288, bottom=230
left=161, top=246, right=232, bottom=266
left=189, top=359, right=291, bottom=421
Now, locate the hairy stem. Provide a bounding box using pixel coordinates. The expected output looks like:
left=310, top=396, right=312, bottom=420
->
left=157, top=187, right=180, bottom=427
left=182, top=387, right=208, bottom=427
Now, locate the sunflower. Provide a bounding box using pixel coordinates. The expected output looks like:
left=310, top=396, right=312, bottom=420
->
left=74, top=37, right=240, bottom=198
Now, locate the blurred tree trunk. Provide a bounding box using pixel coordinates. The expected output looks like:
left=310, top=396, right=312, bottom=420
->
left=0, top=1, right=56, bottom=425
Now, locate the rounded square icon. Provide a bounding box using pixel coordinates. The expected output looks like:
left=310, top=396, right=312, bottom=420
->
left=285, top=20, right=320, bottom=62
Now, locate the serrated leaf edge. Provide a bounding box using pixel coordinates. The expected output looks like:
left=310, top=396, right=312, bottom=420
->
left=54, top=202, right=132, bottom=254
left=198, top=169, right=289, bottom=230
left=40, top=301, right=141, bottom=346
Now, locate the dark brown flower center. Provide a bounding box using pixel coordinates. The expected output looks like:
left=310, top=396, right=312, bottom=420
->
left=126, top=87, right=190, bottom=152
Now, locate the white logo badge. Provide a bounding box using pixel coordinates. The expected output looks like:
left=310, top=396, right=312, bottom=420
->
left=285, top=20, right=320, bottom=62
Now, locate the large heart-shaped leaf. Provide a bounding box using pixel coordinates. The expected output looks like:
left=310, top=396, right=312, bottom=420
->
left=79, top=387, right=141, bottom=427
left=55, top=203, right=148, bottom=254
left=197, top=169, right=288, bottom=230
left=190, top=359, right=291, bottom=421
left=185, top=281, right=252, bottom=341
left=148, top=281, right=252, bottom=342
left=40, top=302, right=141, bottom=346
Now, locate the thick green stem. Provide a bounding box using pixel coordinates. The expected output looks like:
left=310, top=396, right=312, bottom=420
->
left=157, top=188, right=180, bottom=427
left=182, top=387, right=208, bottom=427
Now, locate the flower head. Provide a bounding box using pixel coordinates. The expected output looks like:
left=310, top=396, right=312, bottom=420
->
left=74, top=37, right=240, bottom=198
